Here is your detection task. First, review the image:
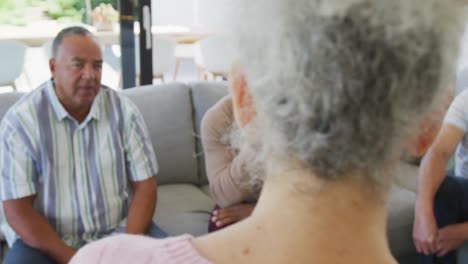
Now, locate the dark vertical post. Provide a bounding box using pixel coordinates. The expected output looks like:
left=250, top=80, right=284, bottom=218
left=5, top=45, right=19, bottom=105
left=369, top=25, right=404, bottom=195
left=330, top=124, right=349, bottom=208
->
left=118, top=0, right=136, bottom=89
left=138, top=0, right=153, bottom=85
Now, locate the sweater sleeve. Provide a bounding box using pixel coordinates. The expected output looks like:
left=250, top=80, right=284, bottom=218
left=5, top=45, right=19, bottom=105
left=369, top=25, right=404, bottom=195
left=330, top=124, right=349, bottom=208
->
left=201, top=96, right=250, bottom=207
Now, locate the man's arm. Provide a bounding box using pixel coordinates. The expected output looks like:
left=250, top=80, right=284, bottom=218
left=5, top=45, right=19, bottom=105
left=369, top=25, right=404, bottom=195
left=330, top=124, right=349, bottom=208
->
left=125, top=177, right=157, bottom=234
left=119, top=98, right=159, bottom=234
left=413, top=123, right=464, bottom=255
left=3, top=196, right=75, bottom=263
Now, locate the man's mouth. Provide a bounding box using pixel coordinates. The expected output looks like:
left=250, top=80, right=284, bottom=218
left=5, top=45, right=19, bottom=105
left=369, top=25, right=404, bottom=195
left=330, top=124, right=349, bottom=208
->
left=78, top=86, right=96, bottom=96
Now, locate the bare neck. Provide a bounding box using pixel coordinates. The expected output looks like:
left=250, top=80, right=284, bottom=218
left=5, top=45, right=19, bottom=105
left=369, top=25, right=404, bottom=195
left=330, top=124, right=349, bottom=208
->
left=194, top=168, right=396, bottom=264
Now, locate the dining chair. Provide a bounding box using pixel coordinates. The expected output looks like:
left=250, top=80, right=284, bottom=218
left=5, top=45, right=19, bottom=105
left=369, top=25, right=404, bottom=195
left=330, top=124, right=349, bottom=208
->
left=194, top=35, right=234, bottom=80
left=0, top=40, right=28, bottom=90
left=42, top=39, right=53, bottom=59
left=114, top=36, right=177, bottom=86
left=135, top=36, right=177, bottom=83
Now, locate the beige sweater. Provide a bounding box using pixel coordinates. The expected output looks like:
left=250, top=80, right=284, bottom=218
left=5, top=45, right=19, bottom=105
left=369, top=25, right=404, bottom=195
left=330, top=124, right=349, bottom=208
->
left=201, top=95, right=253, bottom=207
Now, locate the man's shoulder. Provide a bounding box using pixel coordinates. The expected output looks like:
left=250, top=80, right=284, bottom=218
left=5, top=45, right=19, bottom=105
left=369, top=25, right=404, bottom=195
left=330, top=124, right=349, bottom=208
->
left=99, top=85, right=129, bottom=107
left=99, top=84, right=119, bottom=99
left=0, top=83, right=49, bottom=141
left=98, top=85, right=141, bottom=120
left=2, top=82, right=48, bottom=124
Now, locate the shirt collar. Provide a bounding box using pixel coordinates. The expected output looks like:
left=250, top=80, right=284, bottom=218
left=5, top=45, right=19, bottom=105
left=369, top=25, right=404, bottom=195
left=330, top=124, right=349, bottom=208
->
left=46, top=79, right=102, bottom=123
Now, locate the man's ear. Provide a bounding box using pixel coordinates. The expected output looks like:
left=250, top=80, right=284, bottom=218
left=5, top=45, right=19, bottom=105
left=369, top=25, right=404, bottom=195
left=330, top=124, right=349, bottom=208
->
left=230, top=66, right=256, bottom=127
left=49, top=58, right=56, bottom=77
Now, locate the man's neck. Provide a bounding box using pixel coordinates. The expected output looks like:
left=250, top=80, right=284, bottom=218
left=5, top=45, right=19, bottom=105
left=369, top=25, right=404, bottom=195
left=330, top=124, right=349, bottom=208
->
left=52, top=81, right=93, bottom=124
left=194, top=167, right=396, bottom=264
left=68, top=107, right=91, bottom=124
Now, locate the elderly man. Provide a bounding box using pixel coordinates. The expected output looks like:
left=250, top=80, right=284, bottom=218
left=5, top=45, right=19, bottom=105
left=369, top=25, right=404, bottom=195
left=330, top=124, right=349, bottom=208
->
left=0, top=26, right=166, bottom=264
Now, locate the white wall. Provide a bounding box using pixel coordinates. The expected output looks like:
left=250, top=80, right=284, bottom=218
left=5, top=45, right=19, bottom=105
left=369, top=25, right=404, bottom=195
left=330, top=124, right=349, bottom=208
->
left=151, top=0, right=195, bottom=26
left=458, top=24, right=468, bottom=72
left=456, top=22, right=468, bottom=93
left=150, top=0, right=229, bottom=31
left=193, top=0, right=230, bottom=31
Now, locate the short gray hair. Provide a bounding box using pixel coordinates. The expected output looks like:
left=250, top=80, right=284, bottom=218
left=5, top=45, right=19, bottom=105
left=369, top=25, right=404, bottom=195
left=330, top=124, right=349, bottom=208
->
left=52, top=26, right=95, bottom=58
left=229, top=0, right=466, bottom=184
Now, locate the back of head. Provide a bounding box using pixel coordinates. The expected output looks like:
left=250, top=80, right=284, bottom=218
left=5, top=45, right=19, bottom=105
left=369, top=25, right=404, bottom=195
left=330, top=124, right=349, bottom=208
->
left=228, top=0, right=466, bottom=185
left=52, top=26, right=95, bottom=58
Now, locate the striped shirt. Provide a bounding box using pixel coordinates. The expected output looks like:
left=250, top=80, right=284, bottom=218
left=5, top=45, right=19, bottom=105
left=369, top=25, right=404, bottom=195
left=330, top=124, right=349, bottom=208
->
left=0, top=81, right=158, bottom=248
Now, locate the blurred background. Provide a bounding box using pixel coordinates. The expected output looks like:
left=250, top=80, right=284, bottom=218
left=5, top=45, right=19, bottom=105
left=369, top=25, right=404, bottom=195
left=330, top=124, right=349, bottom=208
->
left=0, top=0, right=232, bottom=92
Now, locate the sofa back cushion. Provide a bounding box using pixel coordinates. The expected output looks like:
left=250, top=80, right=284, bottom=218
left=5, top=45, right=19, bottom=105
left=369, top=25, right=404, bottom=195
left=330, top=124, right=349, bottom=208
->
left=122, top=83, right=199, bottom=185
left=0, top=92, right=25, bottom=120
left=190, top=81, right=229, bottom=185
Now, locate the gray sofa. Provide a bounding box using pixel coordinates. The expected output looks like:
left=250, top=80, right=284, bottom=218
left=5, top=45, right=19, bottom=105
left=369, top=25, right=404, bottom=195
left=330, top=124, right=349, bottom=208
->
left=0, top=81, right=456, bottom=263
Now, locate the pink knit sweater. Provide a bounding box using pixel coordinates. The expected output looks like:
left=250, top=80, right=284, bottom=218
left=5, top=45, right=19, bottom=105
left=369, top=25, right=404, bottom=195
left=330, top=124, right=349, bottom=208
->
left=70, top=234, right=212, bottom=264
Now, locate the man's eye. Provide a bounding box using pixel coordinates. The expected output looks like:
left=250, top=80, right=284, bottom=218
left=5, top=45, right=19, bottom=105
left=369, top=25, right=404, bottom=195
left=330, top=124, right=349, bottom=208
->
left=94, top=64, right=103, bottom=70
left=72, top=63, right=83, bottom=68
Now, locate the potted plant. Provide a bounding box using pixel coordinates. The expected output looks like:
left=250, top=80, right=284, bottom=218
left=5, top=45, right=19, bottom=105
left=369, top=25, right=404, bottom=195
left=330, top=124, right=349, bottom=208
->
left=91, top=3, right=117, bottom=31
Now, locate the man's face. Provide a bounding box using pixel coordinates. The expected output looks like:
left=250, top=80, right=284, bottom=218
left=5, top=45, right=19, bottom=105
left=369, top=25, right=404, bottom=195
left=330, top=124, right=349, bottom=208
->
left=50, top=35, right=103, bottom=113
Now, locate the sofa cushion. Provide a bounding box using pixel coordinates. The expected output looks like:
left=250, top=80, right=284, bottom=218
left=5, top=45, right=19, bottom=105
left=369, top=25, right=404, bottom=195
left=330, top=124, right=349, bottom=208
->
left=0, top=92, right=24, bottom=120
left=122, top=83, right=199, bottom=185
left=190, top=81, right=229, bottom=185
left=154, top=184, right=214, bottom=236
left=200, top=184, right=211, bottom=198
left=387, top=185, right=417, bottom=258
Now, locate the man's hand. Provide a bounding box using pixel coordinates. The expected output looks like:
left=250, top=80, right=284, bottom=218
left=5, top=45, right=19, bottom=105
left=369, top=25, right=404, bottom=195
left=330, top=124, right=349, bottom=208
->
left=436, top=224, right=467, bottom=257
left=211, top=203, right=255, bottom=228
left=413, top=208, right=438, bottom=255
left=3, top=197, right=76, bottom=263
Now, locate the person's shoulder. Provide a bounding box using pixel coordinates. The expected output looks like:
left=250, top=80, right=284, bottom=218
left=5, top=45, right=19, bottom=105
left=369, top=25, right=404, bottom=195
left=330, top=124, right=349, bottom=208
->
left=2, top=82, right=48, bottom=127
left=213, top=95, right=233, bottom=115
left=446, top=88, right=468, bottom=117
left=98, top=85, right=139, bottom=113
left=453, top=88, right=468, bottom=104
left=201, top=95, right=234, bottom=130
left=98, top=84, right=119, bottom=101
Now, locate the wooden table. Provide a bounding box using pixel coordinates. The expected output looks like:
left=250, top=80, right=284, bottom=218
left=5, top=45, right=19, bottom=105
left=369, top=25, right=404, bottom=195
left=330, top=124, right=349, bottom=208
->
left=0, top=22, right=210, bottom=47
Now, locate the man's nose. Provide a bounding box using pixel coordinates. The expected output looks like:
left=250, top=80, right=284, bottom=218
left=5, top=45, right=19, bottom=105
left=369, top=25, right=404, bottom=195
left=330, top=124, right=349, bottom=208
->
left=82, top=64, right=98, bottom=80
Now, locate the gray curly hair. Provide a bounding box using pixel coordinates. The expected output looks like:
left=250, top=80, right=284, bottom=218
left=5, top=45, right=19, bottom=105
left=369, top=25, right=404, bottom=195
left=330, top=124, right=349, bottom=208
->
left=228, top=0, right=466, bottom=184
